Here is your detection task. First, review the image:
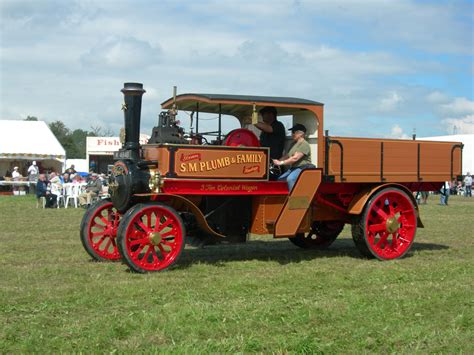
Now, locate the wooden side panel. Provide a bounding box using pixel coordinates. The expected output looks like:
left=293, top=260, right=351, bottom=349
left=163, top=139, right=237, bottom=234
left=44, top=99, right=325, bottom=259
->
left=250, top=195, right=286, bottom=235
left=383, top=141, right=417, bottom=181
left=143, top=145, right=170, bottom=176
left=274, top=169, right=322, bottom=237
left=173, top=147, right=268, bottom=179
left=452, top=147, right=462, bottom=177
left=327, top=137, right=463, bottom=183
left=328, top=139, right=380, bottom=181
left=251, top=195, right=309, bottom=235
left=419, top=142, right=461, bottom=180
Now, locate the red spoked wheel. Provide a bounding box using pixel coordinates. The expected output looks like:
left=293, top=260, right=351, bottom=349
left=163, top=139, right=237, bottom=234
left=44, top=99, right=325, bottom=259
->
left=117, top=203, right=186, bottom=273
left=352, top=188, right=417, bottom=260
left=80, top=199, right=121, bottom=261
left=289, top=221, right=344, bottom=249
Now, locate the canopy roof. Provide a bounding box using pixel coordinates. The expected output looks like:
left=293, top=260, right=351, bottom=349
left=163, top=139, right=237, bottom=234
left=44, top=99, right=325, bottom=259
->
left=161, top=93, right=323, bottom=118
left=0, top=120, right=66, bottom=161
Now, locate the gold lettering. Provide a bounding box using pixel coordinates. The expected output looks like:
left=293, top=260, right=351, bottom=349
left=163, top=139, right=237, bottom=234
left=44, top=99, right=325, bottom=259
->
left=199, top=162, right=206, bottom=171
left=210, top=160, right=218, bottom=170
left=242, top=185, right=258, bottom=192
left=189, top=162, right=198, bottom=172
left=179, top=163, right=186, bottom=172
left=224, top=157, right=231, bottom=166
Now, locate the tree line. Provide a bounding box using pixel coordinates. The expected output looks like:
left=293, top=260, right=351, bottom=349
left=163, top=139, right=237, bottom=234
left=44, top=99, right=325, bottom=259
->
left=25, top=116, right=114, bottom=159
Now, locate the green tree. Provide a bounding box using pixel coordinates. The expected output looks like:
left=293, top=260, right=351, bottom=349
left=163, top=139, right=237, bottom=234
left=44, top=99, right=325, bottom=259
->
left=24, top=116, right=38, bottom=121
left=47, top=120, right=115, bottom=159
left=70, top=129, right=90, bottom=159
left=49, top=121, right=70, bottom=142
left=48, top=120, right=76, bottom=158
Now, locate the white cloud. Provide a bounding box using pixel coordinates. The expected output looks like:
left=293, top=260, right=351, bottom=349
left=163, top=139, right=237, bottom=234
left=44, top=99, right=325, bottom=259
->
left=426, top=91, right=450, bottom=104
left=426, top=96, right=474, bottom=135
left=377, top=91, right=404, bottom=112
left=387, top=124, right=410, bottom=139
left=442, top=115, right=474, bottom=134
left=0, top=0, right=472, bottom=140
left=440, top=97, right=474, bottom=116
left=80, top=36, right=162, bottom=69
left=301, top=0, right=473, bottom=55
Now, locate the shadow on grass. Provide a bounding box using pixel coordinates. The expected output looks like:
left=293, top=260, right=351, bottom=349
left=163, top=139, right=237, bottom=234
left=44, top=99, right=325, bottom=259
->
left=174, top=238, right=449, bottom=269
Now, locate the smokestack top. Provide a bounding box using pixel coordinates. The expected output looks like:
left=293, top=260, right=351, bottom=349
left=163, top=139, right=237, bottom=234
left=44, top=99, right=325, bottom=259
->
left=121, top=82, right=146, bottom=95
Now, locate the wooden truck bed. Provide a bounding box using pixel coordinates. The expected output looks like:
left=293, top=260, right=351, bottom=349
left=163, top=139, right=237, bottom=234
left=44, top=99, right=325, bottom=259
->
left=325, top=137, right=463, bottom=183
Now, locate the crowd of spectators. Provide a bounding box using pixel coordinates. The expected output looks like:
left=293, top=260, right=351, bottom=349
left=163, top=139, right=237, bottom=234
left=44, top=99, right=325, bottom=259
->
left=34, top=164, right=110, bottom=208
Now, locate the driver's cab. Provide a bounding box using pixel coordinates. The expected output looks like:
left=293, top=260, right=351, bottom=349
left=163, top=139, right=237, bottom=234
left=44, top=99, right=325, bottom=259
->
left=241, top=109, right=319, bottom=167
left=160, top=93, right=323, bottom=171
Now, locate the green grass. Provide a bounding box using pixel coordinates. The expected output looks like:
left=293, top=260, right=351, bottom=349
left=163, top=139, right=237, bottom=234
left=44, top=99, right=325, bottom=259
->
left=0, top=195, right=473, bottom=352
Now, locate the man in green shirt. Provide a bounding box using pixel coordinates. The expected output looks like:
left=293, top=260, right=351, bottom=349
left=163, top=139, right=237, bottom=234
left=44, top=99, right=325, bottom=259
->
left=272, top=123, right=314, bottom=191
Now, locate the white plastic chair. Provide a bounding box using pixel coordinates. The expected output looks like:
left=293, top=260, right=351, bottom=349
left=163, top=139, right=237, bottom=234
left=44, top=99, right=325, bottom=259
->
left=52, top=185, right=65, bottom=208
left=36, top=196, right=46, bottom=208
left=65, top=183, right=80, bottom=208
left=99, top=185, right=110, bottom=199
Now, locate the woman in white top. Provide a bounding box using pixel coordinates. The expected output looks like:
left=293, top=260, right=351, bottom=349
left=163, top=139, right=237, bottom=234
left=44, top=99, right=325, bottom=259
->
left=12, top=167, right=21, bottom=180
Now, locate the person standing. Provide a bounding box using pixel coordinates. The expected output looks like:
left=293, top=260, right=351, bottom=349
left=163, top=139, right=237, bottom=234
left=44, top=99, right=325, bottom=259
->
left=65, top=164, right=76, bottom=174
left=11, top=166, right=21, bottom=194
left=12, top=166, right=20, bottom=179
left=464, top=172, right=472, bottom=197
left=440, top=181, right=450, bottom=205
left=27, top=161, right=39, bottom=194
left=254, top=106, right=286, bottom=160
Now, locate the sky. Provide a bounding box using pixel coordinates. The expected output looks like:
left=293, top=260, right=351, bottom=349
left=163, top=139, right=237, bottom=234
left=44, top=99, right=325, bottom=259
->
left=0, top=0, right=473, bottom=139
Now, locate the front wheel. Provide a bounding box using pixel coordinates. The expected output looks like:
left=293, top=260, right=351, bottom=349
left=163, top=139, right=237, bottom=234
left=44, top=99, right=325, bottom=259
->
left=117, top=203, right=186, bottom=273
left=351, top=187, right=417, bottom=260
left=80, top=200, right=121, bottom=261
left=289, top=221, right=344, bottom=249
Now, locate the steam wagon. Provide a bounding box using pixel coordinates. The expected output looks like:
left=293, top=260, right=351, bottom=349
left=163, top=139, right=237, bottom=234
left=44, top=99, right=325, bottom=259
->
left=80, top=82, right=463, bottom=273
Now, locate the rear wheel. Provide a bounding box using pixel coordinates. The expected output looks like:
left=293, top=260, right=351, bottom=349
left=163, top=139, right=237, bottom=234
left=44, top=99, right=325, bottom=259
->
left=80, top=200, right=121, bottom=261
left=352, top=188, right=417, bottom=260
left=289, top=221, right=344, bottom=249
left=117, top=203, right=186, bottom=273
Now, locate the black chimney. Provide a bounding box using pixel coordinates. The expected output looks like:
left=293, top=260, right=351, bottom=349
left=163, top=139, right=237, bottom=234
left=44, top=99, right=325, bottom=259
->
left=121, top=82, right=146, bottom=160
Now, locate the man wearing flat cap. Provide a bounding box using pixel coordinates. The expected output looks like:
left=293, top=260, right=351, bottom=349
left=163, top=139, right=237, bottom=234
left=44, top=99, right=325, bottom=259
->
left=79, top=173, right=102, bottom=207
left=254, top=106, right=286, bottom=160
left=273, top=123, right=314, bottom=191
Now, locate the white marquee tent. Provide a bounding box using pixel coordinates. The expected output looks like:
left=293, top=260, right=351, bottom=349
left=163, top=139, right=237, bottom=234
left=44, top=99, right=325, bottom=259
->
left=420, top=134, right=473, bottom=175
left=0, top=120, right=66, bottom=177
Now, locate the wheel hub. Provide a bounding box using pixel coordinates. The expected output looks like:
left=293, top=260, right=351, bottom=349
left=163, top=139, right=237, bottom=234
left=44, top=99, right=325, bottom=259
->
left=386, top=216, right=400, bottom=234
left=148, top=232, right=162, bottom=245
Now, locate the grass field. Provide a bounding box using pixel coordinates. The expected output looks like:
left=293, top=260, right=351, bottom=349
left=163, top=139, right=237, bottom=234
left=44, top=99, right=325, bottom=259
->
left=0, top=194, right=473, bottom=352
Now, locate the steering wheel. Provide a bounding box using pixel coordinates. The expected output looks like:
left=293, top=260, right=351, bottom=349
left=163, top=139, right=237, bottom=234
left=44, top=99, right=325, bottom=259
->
left=269, top=160, right=282, bottom=180
left=186, top=134, right=208, bottom=145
